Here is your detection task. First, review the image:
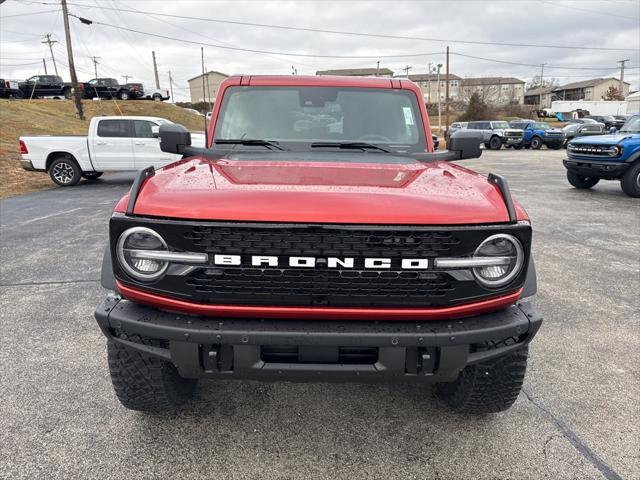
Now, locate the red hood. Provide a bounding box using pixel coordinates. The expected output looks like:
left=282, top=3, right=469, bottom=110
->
left=117, top=156, right=527, bottom=224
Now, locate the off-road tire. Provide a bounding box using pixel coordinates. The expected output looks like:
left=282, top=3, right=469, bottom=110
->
left=489, top=136, right=502, bottom=150
left=63, top=88, right=72, bottom=100
left=48, top=155, right=81, bottom=186
left=567, top=170, right=599, bottom=189
left=435, top=347, right=528, bottom=414
left=119, top=90, right=130, bottom=100
left=530, top=137, right=543, bottom=149
left=153, top=94, right=163, bottom=102
left=620, top=162, right=640, bottom=198
left=107, top=337, right=197, bottom=412
left=82, top=171, right=103, bottom=180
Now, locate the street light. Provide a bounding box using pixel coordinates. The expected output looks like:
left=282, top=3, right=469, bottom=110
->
left=437, top=63, right=443, bottom=134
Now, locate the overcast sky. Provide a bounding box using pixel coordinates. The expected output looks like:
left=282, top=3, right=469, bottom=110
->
left=1, top=0, right=639, bottom=101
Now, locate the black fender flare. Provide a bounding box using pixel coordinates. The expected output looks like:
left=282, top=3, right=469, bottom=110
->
left=101, top=245, right=116, bottom=291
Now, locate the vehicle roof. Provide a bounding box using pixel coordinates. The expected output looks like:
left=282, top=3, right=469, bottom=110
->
left=92, top=116, right=168, bottom=122
left=221, top=74, right=418, bottom=89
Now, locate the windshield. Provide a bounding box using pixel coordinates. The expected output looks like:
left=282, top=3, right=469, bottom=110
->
left=214, top=86, right=426, bottom=152
left=620, top=116, right=640, bottom=133
left=492, top=122, right=510, bottom=129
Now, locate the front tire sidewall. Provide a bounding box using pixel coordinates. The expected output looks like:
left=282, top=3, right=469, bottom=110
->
left=119, top=91, right=130, bottom=100
left=567, top=170, right=599, bottom=189
left=620, top=162, right=640, bottom=198
left=531, top=137, right=543, bottom=149
left=49, top=156, right=81, bottom=186
left=153, top=95, right=162, bottom=102
left=489, top=137, right=502, bottom=150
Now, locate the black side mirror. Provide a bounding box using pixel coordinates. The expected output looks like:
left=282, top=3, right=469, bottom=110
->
left=448, top=130, right=483, bottom=160
left=159, top=123, right=191, bottom=154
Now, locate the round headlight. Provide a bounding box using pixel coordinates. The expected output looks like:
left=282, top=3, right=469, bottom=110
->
left=116, top=227, right=169, bottom=281
left=473, top=234, right=524, bottom=288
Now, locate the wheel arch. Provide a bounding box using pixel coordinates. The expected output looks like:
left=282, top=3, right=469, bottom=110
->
left=46, top=151, right=78, bottom=170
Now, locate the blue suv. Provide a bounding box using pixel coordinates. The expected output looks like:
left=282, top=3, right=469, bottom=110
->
left=509, top=120, right=565, bottom=149
left=564, top=115, right=640, bottom=197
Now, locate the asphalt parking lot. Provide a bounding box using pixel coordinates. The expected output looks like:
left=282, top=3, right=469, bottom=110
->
left=1, top=149, right=638, bottom=480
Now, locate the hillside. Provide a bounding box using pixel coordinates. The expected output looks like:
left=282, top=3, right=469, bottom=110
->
left=0, top=99, right=207, bottom=198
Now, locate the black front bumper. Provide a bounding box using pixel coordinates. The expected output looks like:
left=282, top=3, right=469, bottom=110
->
left=563, top=158, right=629, bottom=179
left=95, top=298, right=542, bottom=383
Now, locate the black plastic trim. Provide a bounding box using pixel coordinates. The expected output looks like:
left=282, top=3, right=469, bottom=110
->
left=488, top=173, right=517, bottom=223
left=126, top=166, right=155, bottom=215
left=95, top=296, right=542, bottom=383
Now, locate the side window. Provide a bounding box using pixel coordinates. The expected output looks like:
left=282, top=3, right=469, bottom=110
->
left=481, top=122, right=491, bottom=129
left=133, top=120, right=155, bottom=138
left=97, top=120, right=131, bottom=138
left=467, top=122, right=479, bottom=130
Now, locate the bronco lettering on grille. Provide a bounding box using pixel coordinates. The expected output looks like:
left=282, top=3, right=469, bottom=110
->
left=213, top=255, right=430, bottom=269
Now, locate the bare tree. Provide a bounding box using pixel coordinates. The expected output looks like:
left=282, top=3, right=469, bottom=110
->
left=602, top=86, right=625, bottom=101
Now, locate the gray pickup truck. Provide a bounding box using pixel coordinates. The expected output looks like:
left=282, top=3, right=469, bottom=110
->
left=466, top=121, right=524, bottom=150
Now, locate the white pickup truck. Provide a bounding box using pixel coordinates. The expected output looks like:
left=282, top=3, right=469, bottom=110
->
left=19, top=116, right=205, bottom=186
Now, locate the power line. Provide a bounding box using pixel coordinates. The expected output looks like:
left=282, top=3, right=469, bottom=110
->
left=1, top=8, right=60, bottom=17
left=450, top=52, right=638, bottom=71
left=63, top=2, right=639, bottom=52
left=67, top=15, right=446, bottom=59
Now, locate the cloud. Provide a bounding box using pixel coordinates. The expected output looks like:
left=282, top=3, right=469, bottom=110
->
left=1, top=0, right=638, bottom=101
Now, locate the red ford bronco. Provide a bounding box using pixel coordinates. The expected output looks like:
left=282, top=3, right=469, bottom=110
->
left=96, top=75, right=541, bottom=414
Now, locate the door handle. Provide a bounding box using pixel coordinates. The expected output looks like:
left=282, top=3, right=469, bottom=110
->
left=96, top=141, right=107, bottom=145
left=135, top=141, right=145, bottom=145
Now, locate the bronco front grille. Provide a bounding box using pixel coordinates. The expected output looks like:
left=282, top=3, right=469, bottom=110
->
left=110, top=219, right=532, bottom=308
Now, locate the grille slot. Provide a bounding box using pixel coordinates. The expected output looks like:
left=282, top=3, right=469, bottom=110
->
left=261, top=346, right=378, bottom=364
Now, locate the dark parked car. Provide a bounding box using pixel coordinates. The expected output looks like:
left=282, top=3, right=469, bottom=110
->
left=18, top=75, right=75, bottom=99
left=0, top=78, right=23, bottom=98
left=445, top=122, right=467, bottom=142
left=562, top=122, right=605, bottom=147
left=509, top=120, right=565, bottom=149
left=83, top=78, right=141, bottom=100
left=566, top=118, right=602, bottom=126
left=585, top=115, right=618, bottom=130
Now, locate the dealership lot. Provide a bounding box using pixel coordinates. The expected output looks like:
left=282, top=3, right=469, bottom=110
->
left=0, top=149, right=638, bottom=479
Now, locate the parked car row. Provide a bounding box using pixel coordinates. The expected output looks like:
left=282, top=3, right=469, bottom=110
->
left=445, top=117, right=624, bottom=150
left=1, top=75, right=170, bottom=101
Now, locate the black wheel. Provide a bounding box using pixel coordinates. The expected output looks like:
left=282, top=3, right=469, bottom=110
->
left=550, top=144, right=562, bottom=150
left=10, top=90, right=25, bottom=99
left=108, top=336, right=197, bottom=412
left=567, top=170, right=599, bottom=189
left=119, top=90, right=130, bottom=100
left=489, top=136, right=502, bottom=150
left=514, top=144, right=523, bottom=150
left=48, top=156, right=81, bottom=186
left=620, top=162, right=640, bottom=198
left=530, top=137, right=543, bottom=149
left=82, top=171, right=103, bottom=180
left=153, top=94, right=162, bottom=102
left=63, top=88, right=72, bottom=100
left=435, top=347, right=529, bottom=414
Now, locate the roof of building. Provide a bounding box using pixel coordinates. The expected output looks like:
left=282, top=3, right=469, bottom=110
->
left=407, top=73, right=462, bottom=82
left=553, top=77, right=630, bottom=91
left=187, top=71, right=229, bottom=82
left=524, top=86, right=556, bottom=96
left=462, top=77, right=525, bottom=86
left=315, top=67, right=394, bottom=76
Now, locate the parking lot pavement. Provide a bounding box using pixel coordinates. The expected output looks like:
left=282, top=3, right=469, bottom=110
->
left=1, top=151, right=638, bottom=480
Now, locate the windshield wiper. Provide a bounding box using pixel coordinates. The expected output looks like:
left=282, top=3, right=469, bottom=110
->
left=215, top=139, right=285, bottom=151
left=310, top=142, right=391, bottom=153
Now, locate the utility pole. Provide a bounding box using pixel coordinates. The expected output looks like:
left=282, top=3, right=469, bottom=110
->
left=168, top=71, right=175, bottom=104
left=436, top=63, right=442, bottom=134
left=539, top=63, right=546, bottom=108
left=41, top=34, right=58, bottom=75
left=60, top=0, right=84, bottom=119
left=404, top=65, right=412, bottom=77
left=42, top=58, right=48, bottom=75
left=201, top=47, right=208, bottom=146
left=89, top=56, right=100, bottom=78
left=617, top=59, right=630, bottom=93
left=152, top=51, right=160, bottom=89
left=427, top=62, right=433, bottom=107
left=121, top=75, right=131, bottom=84
left=376, top=60, right=380, bottom=77
left=445, top=46, right=450, bottom=137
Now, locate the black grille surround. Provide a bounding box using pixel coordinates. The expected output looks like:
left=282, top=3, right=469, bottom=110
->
left=110, top=216, right=532, bottom=309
